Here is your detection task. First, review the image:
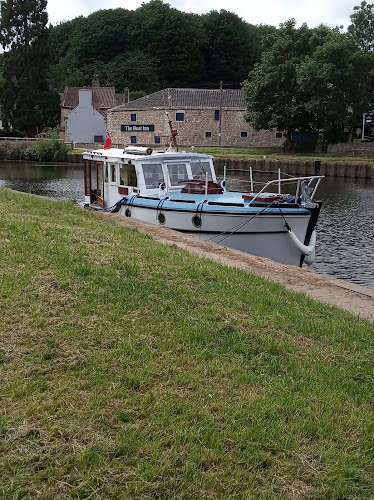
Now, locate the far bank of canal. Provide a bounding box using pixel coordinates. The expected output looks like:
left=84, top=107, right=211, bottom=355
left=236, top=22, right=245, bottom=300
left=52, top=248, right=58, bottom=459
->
left=1, top=159, right=374, bottom=290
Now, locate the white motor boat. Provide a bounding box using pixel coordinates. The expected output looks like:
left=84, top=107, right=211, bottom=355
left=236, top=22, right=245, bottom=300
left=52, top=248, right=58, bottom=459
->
left=82, top=146, right=323, bottom=267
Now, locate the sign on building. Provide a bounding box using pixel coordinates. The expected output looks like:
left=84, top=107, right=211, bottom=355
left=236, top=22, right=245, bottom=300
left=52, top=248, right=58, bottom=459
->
left=121, top=124, right=155, bottom=132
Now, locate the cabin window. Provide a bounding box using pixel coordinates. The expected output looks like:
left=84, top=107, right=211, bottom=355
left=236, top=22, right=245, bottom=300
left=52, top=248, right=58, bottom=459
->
left=214, top=110, right=220, bottom=121
left=167, top=163, right=188, bottom=186
left=205, top=131, right=212, bottom=138
left=154, top=136, right=161, bottom=144
left=241, top=131, right=248, bottom=138
left=110, top=164, right=117, bottom=184
left=142, top=163, right=164, bottom=189
left=104, top=164, right=108, bottom=183
left=176, top=112, right=184, bottom=121
left=131, top=135, right=136, bottom=144
left=120, top=163, right=137, bottom=186
left=190, top=161, right=213, bottom=180
left=131, top=113, right=136, bottom=122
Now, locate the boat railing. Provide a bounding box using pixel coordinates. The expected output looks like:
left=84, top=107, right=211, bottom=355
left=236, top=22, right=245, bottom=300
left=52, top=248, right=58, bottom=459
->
left=246, top=175, right=324, bottom=204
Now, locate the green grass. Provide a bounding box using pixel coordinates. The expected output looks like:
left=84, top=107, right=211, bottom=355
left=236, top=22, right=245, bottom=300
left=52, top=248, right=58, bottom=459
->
left=0, top=188, right=373, bottom=499
left=188, top=146, right=374, bottom=164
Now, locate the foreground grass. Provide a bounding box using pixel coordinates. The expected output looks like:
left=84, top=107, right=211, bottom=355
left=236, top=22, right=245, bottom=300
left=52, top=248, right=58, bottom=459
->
left=0, top=189, right=373, bottom=499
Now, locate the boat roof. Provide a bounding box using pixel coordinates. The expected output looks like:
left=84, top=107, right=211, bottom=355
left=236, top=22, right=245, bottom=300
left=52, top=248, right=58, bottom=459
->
left=82, top=148, right=213, bottom=162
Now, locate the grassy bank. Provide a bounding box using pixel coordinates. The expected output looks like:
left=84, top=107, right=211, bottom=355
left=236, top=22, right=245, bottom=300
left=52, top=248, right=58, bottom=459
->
left=0, top=189, right=373, bottom=499
left=187, top=147, right=374, bottom=164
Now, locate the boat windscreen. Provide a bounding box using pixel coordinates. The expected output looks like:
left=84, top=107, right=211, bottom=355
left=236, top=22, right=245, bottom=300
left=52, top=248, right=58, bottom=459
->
left=190, top=161, right=213, bottom=180
left=142, top=163, right=164, bottom=189
left=167, top=163, right=188, bottom=185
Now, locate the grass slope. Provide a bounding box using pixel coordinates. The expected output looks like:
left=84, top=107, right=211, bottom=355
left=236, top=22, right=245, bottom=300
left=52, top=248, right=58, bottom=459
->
left=0, top=189, right=373, bottom=499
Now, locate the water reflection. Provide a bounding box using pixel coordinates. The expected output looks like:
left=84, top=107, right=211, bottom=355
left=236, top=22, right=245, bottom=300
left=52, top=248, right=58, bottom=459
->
left=0, top=161, right=84, bottom=201
left=1, top=161, right=374, bottom=289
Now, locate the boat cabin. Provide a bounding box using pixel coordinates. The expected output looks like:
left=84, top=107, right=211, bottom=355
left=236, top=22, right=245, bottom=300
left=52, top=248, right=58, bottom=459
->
left=83, top=147, right=217, bottom=208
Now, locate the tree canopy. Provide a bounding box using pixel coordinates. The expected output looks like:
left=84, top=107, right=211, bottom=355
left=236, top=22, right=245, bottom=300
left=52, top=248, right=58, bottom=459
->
left=243, top=20, right=374, bottom=144
left=47, top=1, right=272, bottom=93
left=0, top=0, right=60, bottom=135
left=348, top=1, right=374, bottom=51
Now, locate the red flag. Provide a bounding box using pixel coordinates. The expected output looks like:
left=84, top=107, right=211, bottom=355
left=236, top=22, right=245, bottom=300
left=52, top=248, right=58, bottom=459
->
left=104, top=128, right=112, bottom=149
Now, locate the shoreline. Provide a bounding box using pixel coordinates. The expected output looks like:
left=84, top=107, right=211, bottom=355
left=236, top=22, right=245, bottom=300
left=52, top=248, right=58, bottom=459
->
left=96, top=210, right=374, bottom=322
left=2, top=153, right=374, bottom=178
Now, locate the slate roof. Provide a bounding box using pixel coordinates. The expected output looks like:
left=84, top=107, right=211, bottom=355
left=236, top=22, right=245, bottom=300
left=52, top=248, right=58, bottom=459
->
left=112, top=88, right=246, bottom=111
left=61, top=87, right=123, bottom=109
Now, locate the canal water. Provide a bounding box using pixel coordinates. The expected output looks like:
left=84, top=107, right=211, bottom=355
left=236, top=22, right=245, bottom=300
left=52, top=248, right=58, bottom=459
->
left=1, top=161, right=374, bottom=290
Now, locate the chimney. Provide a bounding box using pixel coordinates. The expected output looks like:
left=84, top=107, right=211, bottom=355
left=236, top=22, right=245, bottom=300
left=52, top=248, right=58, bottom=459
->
left=124, top=87, right=130, bottom=103
left=91, top=75, right=100, bottom=88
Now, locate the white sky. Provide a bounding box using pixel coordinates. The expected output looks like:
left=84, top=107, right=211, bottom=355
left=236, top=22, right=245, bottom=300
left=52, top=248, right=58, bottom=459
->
left=47, top=0, right=359, bottom=29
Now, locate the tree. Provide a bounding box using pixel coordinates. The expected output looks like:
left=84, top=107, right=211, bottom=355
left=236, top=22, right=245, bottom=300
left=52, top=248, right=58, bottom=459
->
left=0, top=0, right=59, bottom=135
left=129, top=0, right=205, bottom=88
left=242, top=21, right=374, bottom=146
left=348, top=1, right=374, bottom=51
left=201, top=10, right=272, bottom=88
left=298, top=33, right=374, bottom=141
left=243, top=22, right=331, bottom=142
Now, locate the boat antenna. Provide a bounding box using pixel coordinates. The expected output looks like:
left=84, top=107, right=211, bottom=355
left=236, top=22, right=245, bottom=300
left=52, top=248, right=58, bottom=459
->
left=165, top=110, right=178, bottom=151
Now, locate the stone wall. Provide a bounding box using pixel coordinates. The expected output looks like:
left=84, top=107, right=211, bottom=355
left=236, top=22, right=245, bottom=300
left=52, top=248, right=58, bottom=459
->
left=327, top=142, right=374, bottom=154
left=108, top=108, right=284, bottom=148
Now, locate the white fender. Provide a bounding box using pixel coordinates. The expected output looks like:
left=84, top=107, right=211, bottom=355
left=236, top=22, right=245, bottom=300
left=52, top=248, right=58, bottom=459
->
left=287, top=229, right=316, bottom=257
left=304, top=231, right=316, bottom=265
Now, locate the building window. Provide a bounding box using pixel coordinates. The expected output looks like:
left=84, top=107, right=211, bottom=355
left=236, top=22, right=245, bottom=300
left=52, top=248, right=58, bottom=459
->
left=214, top=110, right=220, bottom=121
left=131, top=113, right=136, bottom=122
left=276, top=132, right=283, bottom=138
left=131, top=136, right=136, bottom=144
left=176, top=112, right=184, bottom=121
left=205, top=131, right=212, bottom=138
left=241, top=131, right=248, bottom=138
left=154, top=136, right=161, bottom=144
left=94, top=135, right=103, bottom=143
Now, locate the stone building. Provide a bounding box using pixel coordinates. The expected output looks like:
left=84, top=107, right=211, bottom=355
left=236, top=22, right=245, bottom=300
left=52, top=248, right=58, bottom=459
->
left=108, top=88, right=284, bottom=148
left=60, top=76, right=128, bottom=143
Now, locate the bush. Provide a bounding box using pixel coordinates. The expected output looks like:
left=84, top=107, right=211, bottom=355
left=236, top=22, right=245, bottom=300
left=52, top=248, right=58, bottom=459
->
left=23, top=146, right=38, bottom=161
left=34, top=130, right=68, bottom=161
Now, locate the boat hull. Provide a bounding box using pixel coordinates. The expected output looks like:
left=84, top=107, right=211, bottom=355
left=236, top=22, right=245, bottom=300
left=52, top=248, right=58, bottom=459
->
left=119, top=204, right=315, bottom=266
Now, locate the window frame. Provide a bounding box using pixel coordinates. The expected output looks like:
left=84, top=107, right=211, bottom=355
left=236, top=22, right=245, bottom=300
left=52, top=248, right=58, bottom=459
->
left=109, top=163, right=117, bottom=185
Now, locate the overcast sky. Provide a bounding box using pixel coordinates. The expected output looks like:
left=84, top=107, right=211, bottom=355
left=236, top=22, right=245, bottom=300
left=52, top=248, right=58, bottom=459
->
left=47, top=0, right=360, bottom=29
